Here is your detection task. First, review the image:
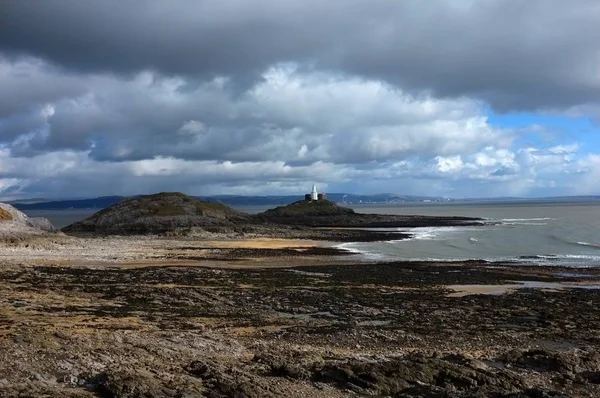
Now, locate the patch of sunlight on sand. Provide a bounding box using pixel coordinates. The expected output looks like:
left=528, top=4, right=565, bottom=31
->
left=202, top=238, right=319, bottom=249
left=446, top=281, right=600, bottom=297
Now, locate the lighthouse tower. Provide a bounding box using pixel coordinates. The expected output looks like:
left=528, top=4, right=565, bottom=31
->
left=310, top=184, right=318, bottom=200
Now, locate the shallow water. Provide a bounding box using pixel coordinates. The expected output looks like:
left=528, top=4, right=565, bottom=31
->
left=342, top=201, right=600, bottom=267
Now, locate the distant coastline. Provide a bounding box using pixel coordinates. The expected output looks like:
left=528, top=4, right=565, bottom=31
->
left=9, top=193, right=600, bottom=211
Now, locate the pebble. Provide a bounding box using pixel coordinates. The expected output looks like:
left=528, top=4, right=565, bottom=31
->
left=63, top=374, right=78, bottom=385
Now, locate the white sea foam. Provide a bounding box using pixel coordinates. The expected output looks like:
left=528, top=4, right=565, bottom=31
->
left=502, top=222, right=547, bottom=226
left=576, top=241, right=600, bottom=248
left=334, top=242, right=388, bottom=260
left=335, top=207, right=600, bottom=267
left=334, top=242, right=363, bottom=253
left=501, top=218, right=555, bottom=222
left=398, top=226, right=477, bottom=241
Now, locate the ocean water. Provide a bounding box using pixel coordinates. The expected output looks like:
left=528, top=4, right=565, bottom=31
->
left=340, top=202, right=600, bottom=267
left=23, top=209, right=98, bottom=229
left=24, top=202, right=600, bottom=267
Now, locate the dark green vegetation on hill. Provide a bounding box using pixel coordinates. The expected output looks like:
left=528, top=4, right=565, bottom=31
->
left=257, top=199, right=481, bottom=228
left=62, top=192, right=248, bottom=235
left=261, top=200, right=355, bottom=217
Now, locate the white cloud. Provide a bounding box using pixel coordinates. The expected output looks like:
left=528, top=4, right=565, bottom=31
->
left=436, top=156, right=464, bottom=173
left=0, top=57, right=598, bottom=199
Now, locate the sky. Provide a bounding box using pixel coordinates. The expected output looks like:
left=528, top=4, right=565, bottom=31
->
left=1, top=0, right=600, bottom=200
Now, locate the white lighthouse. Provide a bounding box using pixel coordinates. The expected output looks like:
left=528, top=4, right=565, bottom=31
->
left=311, top=184, right=318, bottom=200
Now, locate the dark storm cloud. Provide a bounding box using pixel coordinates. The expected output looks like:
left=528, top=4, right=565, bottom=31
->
left=1, top=1, right=600, bottom=200
left=0, top=57, right=86, bottom=117
left=1, top=0, right=599, bottom=111
left=1, top=58, right=505, bottom=165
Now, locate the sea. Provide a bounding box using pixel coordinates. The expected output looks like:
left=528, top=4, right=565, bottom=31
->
left=338, top=201, right=600, bottom=268
left=24, top=201, right=600, bottom=268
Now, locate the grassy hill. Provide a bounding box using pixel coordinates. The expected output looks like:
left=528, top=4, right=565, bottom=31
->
left=62, top=192, right=248, bottom=235
left=261, top=200, right=355, bottom=217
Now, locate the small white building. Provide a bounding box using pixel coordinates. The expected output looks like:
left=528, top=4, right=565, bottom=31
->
left=311, top=184, right=318, bottom=200
left=305, top=184, right=327, bottom=201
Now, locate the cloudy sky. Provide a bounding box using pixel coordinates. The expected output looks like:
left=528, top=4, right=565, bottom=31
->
left=1, top=0, right=599, bottom=200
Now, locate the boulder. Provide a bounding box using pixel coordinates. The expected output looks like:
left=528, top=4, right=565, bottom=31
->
left=26, top=217, right=56, bottom=232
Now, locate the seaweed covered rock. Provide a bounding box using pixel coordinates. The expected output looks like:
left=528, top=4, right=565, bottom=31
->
left=62, top=192, right=249, bottom=235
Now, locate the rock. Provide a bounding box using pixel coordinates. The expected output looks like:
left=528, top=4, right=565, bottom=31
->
left=186, top=359, right=277, bottom=397
left=26, top=217, right=55, bottom=232
left=0, top=203, right=28, bottom=224
left=62, top=374, right=78, bottom=385
left=0, top=202, right=56, bottom=236
left=499, top=350, right=579, bottom=373
left=12, top=335, right=26, bottom=344
left=579, top=371, right=600, bottom=384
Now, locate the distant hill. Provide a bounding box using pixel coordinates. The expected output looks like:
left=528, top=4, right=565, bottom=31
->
left=11, top=196, right=127, bottom=210
left=9, top=193, right=600, bottom=211
left=62, top=192, right=248, bottom=235
left=10, top=193, right=449, bottom=210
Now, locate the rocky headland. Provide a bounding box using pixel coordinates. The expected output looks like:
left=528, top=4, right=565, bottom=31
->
left=61, top=192, right=483, bottom=240
left=256, top=199, right=482, bottom=228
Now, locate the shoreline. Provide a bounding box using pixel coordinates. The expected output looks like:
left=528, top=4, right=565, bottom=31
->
left=2, top=232, right=600, bottom=396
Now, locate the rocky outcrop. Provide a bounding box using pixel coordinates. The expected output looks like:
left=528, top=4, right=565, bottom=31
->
left=62, top=192, right=250, bottom=235
left=0, top=202, right=56, bottom=237
left=256, top=199, right=482, bottom=228
left=62, top=194, right=485, bottom=236
left=25, top=217, right=55, bottom=232
left=0, top=203, right=29, bottom=224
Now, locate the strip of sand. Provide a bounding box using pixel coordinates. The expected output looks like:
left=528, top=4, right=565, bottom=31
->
left=201, top=238, right=321, bottom=249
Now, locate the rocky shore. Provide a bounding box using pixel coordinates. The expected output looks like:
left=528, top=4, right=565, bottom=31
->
left=1, top=233, right=600, bottom=397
